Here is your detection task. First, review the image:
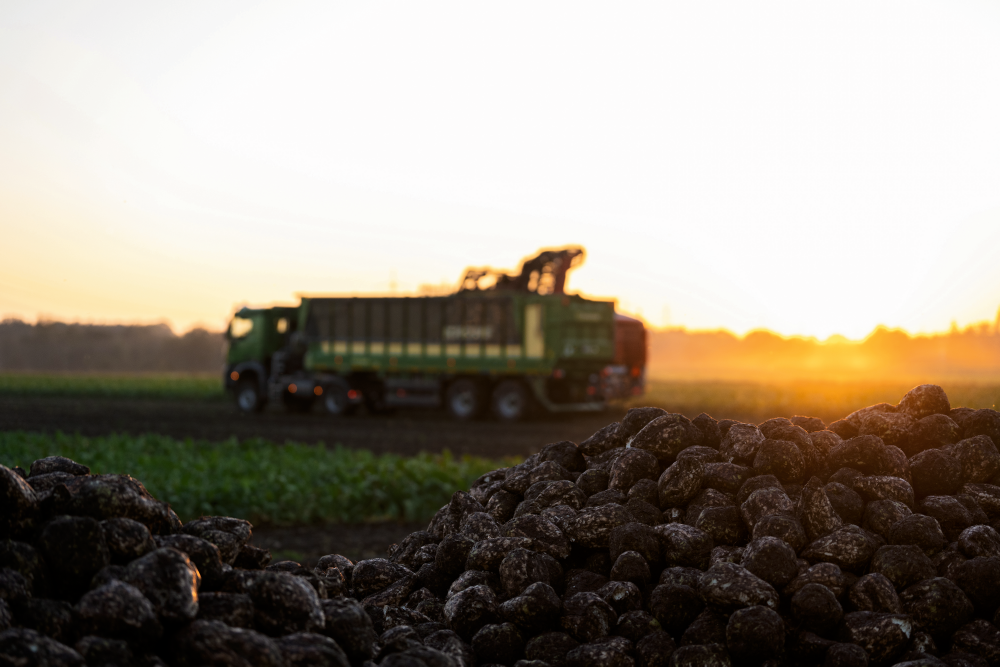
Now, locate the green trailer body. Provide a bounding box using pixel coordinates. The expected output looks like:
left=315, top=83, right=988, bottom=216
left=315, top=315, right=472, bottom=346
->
left=223, top=248, right=645, bottom=419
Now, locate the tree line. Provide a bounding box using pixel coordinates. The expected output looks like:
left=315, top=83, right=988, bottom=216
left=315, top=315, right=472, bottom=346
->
left=0, top=319, right=225, bottom=372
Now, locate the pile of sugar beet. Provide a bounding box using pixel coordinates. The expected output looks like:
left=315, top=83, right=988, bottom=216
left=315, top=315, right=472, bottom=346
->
left=4, top=387, right=1000, bottom=666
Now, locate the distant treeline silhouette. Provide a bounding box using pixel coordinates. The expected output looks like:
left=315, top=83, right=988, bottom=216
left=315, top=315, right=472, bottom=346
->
left=648, top=318, right=1000, bottom=382
left=0, top=319, right=225, bottom=372
left=2, top=316, right=999, bottom=382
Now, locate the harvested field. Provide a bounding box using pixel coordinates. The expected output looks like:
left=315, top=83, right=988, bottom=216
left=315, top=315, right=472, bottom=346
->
left=0, top=395, right=618, bottom=459
left=1, top=378, right=997, bottom=458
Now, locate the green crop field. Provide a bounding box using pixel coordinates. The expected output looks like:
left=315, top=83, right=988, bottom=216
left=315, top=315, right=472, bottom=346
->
left=0, top=372, right=224, bottom=400
left=1, top=431, right=514, bottom=526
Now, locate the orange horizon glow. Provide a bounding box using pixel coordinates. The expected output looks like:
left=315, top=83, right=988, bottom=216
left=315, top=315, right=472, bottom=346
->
left=648, top=318, right=1000, bottom=345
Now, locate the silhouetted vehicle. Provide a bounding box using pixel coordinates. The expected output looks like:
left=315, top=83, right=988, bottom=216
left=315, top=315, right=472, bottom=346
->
left=224, top=247, right=645, bottom=421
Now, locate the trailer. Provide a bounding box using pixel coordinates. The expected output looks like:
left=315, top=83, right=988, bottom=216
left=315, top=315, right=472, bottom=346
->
left=224, top=248, right=645, bottom=421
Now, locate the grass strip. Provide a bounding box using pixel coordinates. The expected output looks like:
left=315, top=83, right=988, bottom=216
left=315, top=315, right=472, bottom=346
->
left=0, top=431, right=515, bottom=526
left=0, top=373, right=224, bottom=400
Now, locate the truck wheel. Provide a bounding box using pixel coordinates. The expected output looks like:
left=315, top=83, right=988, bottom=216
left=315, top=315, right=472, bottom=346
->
left=446, top=378, right=484, bottom=421
left=236, top=379, right=264, bottom=414
left=491, top=380, right=529, bottom=422
left=322, top=384, right=355, bottom=416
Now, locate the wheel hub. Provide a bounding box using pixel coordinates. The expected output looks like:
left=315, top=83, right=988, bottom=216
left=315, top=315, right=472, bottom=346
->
left=325, top=392, right=346, bottom=414
left=237, top=388, right=257, bottom=411
left=452, top=390, right=477, bottom=417
left=497, top=392, right=524, bottom=420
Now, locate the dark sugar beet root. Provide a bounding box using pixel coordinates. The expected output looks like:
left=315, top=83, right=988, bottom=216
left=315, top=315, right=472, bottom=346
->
left=726, top=605, right=785, bottom=664
left=8, top=383, right=1000, bottom=666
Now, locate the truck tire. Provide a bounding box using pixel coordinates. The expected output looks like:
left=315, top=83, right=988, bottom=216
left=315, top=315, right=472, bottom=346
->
left=235, top=379, right=265, bottom=414
left=491, top=379, right=529, bottom=422
left=322, top=383, right=355, bottom=416
left=446, top=378, right=484, bottom=421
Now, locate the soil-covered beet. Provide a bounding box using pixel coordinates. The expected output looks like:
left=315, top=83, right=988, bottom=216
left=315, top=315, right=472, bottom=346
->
left=3, top=384, right=1000, bottom=666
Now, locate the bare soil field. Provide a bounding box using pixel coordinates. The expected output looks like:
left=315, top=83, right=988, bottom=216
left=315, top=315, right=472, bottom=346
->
left=250, top=522, right=425, bottom=567
left=0, top=396, right=631, bottom=458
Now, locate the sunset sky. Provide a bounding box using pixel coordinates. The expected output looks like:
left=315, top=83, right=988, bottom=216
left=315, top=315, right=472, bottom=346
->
left=2, top=1, right=999, bottom=340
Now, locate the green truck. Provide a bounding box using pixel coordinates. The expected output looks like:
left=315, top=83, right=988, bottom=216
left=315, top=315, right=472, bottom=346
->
left=224, top=248, right=646, bottom=421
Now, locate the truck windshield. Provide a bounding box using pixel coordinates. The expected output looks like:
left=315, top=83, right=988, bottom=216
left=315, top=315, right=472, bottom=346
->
left=230, top=316, right=254, bottom=339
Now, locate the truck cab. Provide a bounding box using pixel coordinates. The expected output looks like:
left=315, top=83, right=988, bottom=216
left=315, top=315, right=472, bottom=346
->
left=224, top=306, right=299, bottom=412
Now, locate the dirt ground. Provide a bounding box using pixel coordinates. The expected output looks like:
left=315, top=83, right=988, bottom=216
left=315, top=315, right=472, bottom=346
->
left=250, top=522, right=426, bottom=567
left=0, top=395, right=630, bottom=458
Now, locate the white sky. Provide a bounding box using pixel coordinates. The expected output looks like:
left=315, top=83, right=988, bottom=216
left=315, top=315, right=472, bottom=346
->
left=1, top=1, right=999, bottom=339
